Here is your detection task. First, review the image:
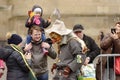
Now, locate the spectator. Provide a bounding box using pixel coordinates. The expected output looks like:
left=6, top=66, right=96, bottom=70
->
left=24, top=25, right=57, bottom=80
left=73, top=24, right=100, bottom=64
left=0, top=33, right=34, bottom=80
left=100, top=22, right=120, bottom=80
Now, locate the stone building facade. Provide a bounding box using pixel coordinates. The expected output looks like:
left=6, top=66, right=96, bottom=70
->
left=1, top=0, right=120, bottom=80
left=0, top=0, right=120, bottom=43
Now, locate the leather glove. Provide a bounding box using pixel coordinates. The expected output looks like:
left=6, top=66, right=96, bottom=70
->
left=63, top=66, right=71, bottom=77
left=51, top=63, right=57, bottom=74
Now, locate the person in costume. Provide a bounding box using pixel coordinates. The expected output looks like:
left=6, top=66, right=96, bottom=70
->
left=46, top=20, right=86, bottom=80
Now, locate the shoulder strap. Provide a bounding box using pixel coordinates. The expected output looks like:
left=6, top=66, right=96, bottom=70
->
left=10, top=44, right=37, bottom=80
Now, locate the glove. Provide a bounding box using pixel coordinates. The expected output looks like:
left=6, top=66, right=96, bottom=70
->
left=63, top=66, right=71, bottom=77
left=44, top=38, right=53, bottom=45
left=51, top=63, right=57, bottom=74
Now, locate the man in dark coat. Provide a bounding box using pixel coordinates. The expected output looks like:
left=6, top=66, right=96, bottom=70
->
left=73, top=24, right=100, bottom=64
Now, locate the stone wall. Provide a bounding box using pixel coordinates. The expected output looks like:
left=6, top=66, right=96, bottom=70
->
left=0, top=0, right=120, bottom=43
left=1, top=1, right=120, bottom=80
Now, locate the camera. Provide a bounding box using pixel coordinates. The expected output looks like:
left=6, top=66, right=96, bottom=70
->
left=111, top=28, right=116, bottom=34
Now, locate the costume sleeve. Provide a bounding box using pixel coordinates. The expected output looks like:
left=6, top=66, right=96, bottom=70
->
left=68, top=39, right=86, bottom=72
left=47, top=47, right=57, bottom=59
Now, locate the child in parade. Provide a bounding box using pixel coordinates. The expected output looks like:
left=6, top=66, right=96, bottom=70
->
left=25, top=4, right=51, bottom=45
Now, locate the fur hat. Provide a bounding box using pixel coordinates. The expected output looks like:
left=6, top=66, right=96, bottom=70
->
left=46, top=19, right=72, bottom=35
left=73, top=24, right=84, bottom=32
left=6, top=33, right=22, bottom=45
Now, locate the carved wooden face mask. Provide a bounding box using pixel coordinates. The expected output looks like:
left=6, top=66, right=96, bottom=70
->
left=49, top=32, right=62, bottom=43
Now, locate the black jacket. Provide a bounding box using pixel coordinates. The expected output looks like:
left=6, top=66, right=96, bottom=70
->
left=83, top=34, right=100, bottom=63
left=25, top=17, right=51, bottom=34
left=0, top=46, right=29, bottom=80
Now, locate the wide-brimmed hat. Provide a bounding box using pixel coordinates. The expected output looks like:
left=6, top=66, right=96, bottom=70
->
left=46, top=19, right=72, bottom=35
left=73, top=24, right=84, bottom=32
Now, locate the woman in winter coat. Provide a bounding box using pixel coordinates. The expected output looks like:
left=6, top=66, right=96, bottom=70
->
left=0, top=33, right=34, bottom=80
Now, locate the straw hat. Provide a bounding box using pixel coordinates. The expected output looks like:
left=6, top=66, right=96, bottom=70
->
left=46, top=19, right=72, bottom=35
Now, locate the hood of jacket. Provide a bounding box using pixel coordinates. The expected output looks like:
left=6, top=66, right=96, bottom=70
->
left=59, top=32, right=76, bottom=46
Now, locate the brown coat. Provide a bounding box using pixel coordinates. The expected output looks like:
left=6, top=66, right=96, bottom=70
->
left=96, top=33, right=120, bottom=80
left=96, top=47, right=112, bottom=80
